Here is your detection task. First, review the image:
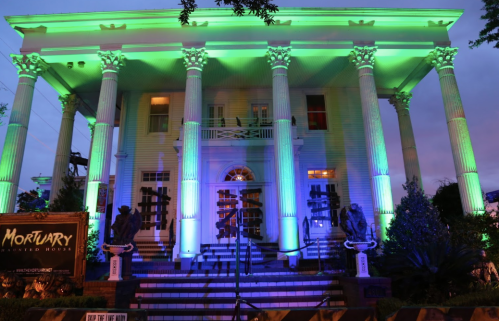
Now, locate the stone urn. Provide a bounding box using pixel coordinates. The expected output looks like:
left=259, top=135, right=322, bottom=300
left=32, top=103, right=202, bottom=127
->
left=344, top=240, right=377, bottom=278
left=101, top=243, right=134, bottom=281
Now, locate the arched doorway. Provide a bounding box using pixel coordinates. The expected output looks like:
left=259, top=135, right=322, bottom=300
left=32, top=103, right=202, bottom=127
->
left=214, top=165, right=265, bottom=243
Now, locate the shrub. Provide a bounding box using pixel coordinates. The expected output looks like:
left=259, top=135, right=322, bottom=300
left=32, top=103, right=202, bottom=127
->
left=377, top=297, right=406, bottom=321
left=383, top=240, right=479, bottom=303
left=383, top=179, right=448, bottom=255
left=444, top=288, right=499, bottom=306
left=0, top=296, right=106, bottom=321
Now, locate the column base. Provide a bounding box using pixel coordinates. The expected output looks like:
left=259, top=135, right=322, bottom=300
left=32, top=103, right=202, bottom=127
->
left=339, top=277, right=392, bottom=308
left=181, top=257, right=192, bottom=271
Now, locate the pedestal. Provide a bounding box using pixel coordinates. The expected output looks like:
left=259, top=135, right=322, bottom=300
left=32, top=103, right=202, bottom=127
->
left=355, top=252, right=370, bottom=277
left=340, top=277, right=392, bottom=308
left=109, top=255, right=122, bottom=281
left=83, top=279, right=140, bottom=308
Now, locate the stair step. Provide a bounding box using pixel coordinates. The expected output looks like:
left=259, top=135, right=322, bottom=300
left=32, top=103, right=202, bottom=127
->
left=136, top=284, right=342, bottom=294
left=131, top=294, right=344, bottom=305
left=139, top=274, right=339, bottom=284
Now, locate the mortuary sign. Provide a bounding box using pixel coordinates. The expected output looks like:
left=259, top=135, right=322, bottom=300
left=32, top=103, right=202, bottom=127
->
left=0, top=212, right=88, bottom=286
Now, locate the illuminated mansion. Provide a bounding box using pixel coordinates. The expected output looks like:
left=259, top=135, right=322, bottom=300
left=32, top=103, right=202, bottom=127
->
left=1, top=7, right=484, bottom=263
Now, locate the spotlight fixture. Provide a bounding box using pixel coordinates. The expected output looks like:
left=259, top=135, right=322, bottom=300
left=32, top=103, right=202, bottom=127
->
left=78, top=61, right=85, bottom=68
left=66, top=62, right=73, bottom=69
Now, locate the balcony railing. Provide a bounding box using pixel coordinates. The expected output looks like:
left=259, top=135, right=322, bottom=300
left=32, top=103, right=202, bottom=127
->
left=179, top=118, right=297, bottom=141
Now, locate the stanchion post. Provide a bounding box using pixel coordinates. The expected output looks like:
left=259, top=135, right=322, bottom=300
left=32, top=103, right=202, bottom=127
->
left=248, top=239, right=253, bottom=276
left=317, top=238, right=323, bottom=275
left=235, top=210, right=241, bottom=321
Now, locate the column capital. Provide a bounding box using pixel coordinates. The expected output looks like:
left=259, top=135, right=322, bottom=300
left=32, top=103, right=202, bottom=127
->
left=88, top=122, right=96, bottom=138
left=58, top=94, right=80, bottom=115
left=426, top=47, right=458, bottom=71
left=11, top=53, right=47, bottom=79
left=97, top=50, right=126, bottom=73
left=181, top=47, right=208, bottom=71
left=266, top=46, right=291, bottom=70
left=389, top=91, right=413, bottom=112
left=349, top=46, right=377, bottom=70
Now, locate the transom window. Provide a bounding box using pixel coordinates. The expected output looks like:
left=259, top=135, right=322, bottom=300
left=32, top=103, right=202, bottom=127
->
left=224, top=166, right=255, bottom=182
left=308, top=169, right=335, bottom=179
left=142, top=171, right=170, bottom=182
left=149, top=97, right=169, bottom=133
left=306, top=95, right=327, bottom=130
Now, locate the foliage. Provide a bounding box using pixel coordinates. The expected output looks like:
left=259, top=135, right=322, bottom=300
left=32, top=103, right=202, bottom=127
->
left=383, top=179, right=448, bottom=255
left=449, top=209, right=499, bottom=265
left=86, top=223, right=101, bottom=265
left=0, top=296, right=106, bottom=321
left=383, top=240, right=480, bottom=304
left=470, top=0, right=499, bottom=49
left=179, top=0, right=278, bottom=25
left=16, top=188, right=48, bottom=212
left=432, top=180, right=463, bottom=225
left=444, top=287, right=499, bottom=306
left=49, top=174, right=83, bottom=212
left=0, top=103, right=7, bottom=126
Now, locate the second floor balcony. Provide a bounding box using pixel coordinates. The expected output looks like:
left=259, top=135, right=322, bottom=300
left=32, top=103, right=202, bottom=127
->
left=179, top=118, right=298, bottom=141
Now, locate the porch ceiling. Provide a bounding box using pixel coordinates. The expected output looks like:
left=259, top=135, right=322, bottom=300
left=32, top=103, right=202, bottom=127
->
left=44, top=52, right=427, bottom=120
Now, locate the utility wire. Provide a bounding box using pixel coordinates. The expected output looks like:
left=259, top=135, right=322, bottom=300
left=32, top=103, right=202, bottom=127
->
left=0, top=48, right=91, bottom=145
left=0, top=38, right=117, bottom=167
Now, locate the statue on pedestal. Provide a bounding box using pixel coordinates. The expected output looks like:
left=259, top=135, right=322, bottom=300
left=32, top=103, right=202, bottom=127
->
left=339, top=203, right=375, bottom=278
left=108, top=205, right=142, bottom=280
left=340, top=203, right=368, bottom=242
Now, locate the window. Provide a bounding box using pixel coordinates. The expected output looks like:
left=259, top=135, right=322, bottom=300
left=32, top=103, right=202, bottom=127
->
left=224, top=166, right=255, bottom=182
left=308, top=169, right=335, bottom=179
left=149, top=97, right=169, bottom=132
left=306, top=95, right=327, bottom=130
left=142, top=171, right=170, bottom=182
left=208, top=105, right=224, bottom=127
left=251, top=104, right=270, bottom=124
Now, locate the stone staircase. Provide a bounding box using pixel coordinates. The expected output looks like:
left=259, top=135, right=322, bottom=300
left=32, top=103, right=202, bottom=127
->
left=130, top=269, right=346, bottom=320
left=200, top=243, right=278, bottom=262
left=128, top=242, right=347, bottom=320
left=133, top=241, right=174, bottom=262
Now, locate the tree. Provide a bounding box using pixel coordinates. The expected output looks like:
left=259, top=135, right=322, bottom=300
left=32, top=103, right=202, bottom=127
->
left=449, top=209, right=499, bottom=265
left=0, top=103, right=7, bottom=126
left=16, top=188, right=48, bottom=212
left=432, top=180, right=463, bottom=225
left=383, top=179, right=449, bottom=255
left=179, top=0, right=278, bottom=25
left=49, top=174, right=84, bottom=212
left=469, top=0, right=499, bottom=49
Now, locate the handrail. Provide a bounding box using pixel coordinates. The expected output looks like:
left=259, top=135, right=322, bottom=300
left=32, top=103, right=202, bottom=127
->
left=202, top=117, right=273, bottom=128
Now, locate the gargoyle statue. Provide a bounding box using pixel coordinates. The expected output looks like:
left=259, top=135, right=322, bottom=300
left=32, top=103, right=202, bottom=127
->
left=339, top=203, right=367, bottom=242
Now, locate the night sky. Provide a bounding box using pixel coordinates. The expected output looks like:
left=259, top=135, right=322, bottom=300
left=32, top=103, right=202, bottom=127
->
left=0, top=0, right=497, bottom=207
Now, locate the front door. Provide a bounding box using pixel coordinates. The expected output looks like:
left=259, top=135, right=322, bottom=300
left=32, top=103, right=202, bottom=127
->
left=215, top=186, right=264, bottom=243
left=135, top=185, right=170, bottom=239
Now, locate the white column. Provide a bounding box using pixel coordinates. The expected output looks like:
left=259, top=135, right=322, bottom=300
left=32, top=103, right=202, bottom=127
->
left=349, top=46, right=394, bottom=241
left=427, top=47, right=484, bottom=214
left=85, top=50, right=125, bottom=253
left=49, top=94, right=79, bottom=203
left=389, top=91, right=423, bottom=189
left=179, top=47, right=207, bottom=259
left=267, top=46, right=300, bottom=256
left=83, top=121, right=95, bottom=205
left=112, top=93, right=128, bottom=225
left=0, top=53, right=45, bottom=213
